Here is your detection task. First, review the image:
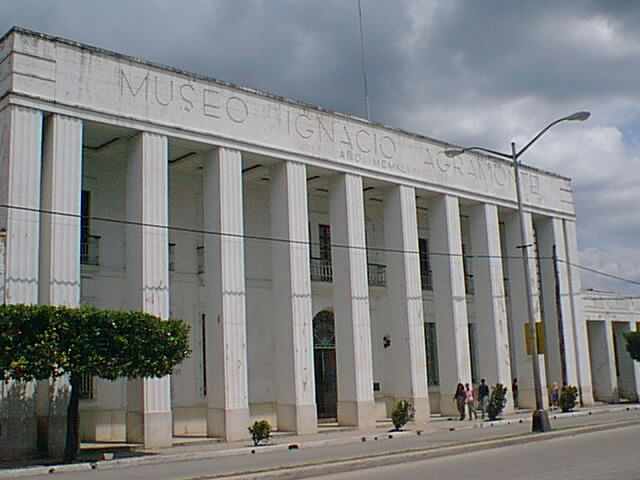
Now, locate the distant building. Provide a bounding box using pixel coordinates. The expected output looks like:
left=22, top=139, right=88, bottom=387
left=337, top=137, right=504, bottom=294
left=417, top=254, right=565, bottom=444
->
left=2, top=27, right=634, bottom=459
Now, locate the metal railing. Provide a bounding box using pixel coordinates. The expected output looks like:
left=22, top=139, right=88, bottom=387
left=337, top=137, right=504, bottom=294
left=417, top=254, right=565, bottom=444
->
left=309, top=258, right=387, bottom=287
left=80, top=235, right=100, bottom=266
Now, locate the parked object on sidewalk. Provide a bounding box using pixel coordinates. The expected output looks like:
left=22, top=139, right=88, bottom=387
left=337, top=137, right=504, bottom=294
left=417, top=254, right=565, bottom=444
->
left=391, top=400, right=415, bottom=430
left=560, top=385, right=578, bottom=412
left=487, top=383, right=508, bottom=420
left=248, top=420, right=272, bottom=446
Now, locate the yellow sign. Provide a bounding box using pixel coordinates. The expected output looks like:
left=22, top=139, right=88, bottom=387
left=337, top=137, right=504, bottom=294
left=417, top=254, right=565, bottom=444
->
left=524, top=322, right=545, bottom=355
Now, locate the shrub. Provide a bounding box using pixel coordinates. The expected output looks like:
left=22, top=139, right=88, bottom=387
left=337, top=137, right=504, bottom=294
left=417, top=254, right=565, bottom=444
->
left=559, top=385, right=578, bottom=412
left=487, top=383, right=508, bottom=421
left=248, top=419, right=272, bottom=446
left=391, top=400, right=415, bottom=430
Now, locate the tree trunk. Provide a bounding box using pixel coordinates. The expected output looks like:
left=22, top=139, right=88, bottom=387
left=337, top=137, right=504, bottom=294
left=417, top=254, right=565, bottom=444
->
left=62, top=372, right=80, bottom=463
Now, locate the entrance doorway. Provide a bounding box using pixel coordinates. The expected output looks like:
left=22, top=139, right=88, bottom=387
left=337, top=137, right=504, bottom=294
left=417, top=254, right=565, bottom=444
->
left=313, top=310, right=337, bottom=418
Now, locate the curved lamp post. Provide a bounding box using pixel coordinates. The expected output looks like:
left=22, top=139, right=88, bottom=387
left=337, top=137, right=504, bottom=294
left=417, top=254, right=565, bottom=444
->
left=444, top=111, right=590, bottom=433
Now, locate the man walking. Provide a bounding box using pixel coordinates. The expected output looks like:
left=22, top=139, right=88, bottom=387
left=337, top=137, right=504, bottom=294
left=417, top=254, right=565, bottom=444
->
left=478, top=378, right=490, bottom=419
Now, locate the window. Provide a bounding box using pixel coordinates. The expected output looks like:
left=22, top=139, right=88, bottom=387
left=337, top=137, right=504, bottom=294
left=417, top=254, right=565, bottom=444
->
left=468, top=323, right=478, bottom=384
left=319, top=224, right=331, bottom=263
left=80, top=190, right=100, bottom=265
left=424, top=322, right=439, bottom=386
left=79, top=373, right=94, bottom=399
left=419, top=238, right=432, bottom=291
left=462, top=243, right=474, bottom=295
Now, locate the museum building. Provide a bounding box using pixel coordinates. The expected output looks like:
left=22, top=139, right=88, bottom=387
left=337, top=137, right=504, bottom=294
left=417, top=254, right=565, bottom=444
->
left=3, top=27, right=633, bottom=459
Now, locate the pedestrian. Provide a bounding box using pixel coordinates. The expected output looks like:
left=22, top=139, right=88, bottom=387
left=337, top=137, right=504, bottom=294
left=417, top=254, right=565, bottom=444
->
left=512, top=378, right=519, bottom=409
left=465, top=382, right=477, bottom=420
left=478, top=378, right=490, bottom=419
left=551, top=382, right=560, bottom=409
left=454, top=383, right=466, bottom=420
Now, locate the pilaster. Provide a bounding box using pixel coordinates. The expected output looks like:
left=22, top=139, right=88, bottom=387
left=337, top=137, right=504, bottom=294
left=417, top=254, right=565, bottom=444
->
left=203, top=147, right=250, bottom=440
left=38, top=114, right=83, bottom=457
left=383, top=185, right=430, bottom=424
left=562, top=220, right=594, bottom=405
left=587, top=321, right=618, bottom=402
left=429, top=194, right=471, bottom=416
left=469, top=203, right=513, bottom=412
left=329, top=174, right=375, bottom=429
left=503, top=211, right=548, bottom=409
left=125, top=132, right=172, bottom=447
left=0, top=105, right=42, bottom=460
left=271, top=161, right=317, bottom=434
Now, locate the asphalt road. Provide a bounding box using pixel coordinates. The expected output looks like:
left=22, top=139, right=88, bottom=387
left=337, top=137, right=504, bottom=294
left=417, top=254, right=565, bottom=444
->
left=4, top=408, right=639, bottom=479
left=309, top=423, right=640, bottom=480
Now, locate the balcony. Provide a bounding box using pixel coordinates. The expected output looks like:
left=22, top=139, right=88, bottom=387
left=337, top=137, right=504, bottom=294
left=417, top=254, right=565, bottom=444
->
left=80, top=235, right=100, bottom=266
left=309, top=258, right=387, bottom=287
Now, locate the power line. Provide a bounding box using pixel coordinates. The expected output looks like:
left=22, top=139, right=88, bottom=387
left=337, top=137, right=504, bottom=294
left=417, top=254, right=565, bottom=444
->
left=1, top=202, right=639, bottom=288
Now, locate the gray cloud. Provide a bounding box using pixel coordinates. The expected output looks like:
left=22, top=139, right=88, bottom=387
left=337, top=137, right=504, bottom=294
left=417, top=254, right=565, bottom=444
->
left=1, top=0, right=638, bottom=293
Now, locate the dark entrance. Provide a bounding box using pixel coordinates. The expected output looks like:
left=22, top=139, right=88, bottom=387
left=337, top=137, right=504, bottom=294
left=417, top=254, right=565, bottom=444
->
left=313, top=310, right=337, bottom=418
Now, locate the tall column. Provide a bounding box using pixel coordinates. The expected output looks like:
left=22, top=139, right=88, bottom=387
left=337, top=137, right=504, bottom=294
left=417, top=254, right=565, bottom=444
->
left=203, top=147, right=250, bottom=440
left=429, top=195, right=471, bottom=416
left=614, top=322, right=639, bottom=401
left=469, top=203, right=513, bottom=412
left=0, top=105, right=42, bottom=459
left=503, top=212, right=548, bottom=409
left=125, top=132, right=172, bottom=447
left=536, top=218, right=579, bottom=392
left=383, top=185, right=430, bottom=424
left=271, top=161, right=317, bottom=434
left=38, top=114, right=83, bottom=456
left=587, top=321, right=618, bottom=402
left=329, top=174, right=375, bottom=429
left=563, top=220, right=594, bottom=405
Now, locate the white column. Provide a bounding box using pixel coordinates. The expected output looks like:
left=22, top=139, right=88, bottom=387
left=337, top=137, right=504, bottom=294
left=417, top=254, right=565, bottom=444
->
left=383, top=185, right=430, bottom=424
left=536, top=218, right=580, bottom=392
left=0, top=105, right=42, bottom=458
left=203, top=147, right=250, bottom=440
left=271, top=161, right=317, bottom=434
left=329, top=173, right=375, bottom=429
left=429, top=194, right=471, bottom=416
left=563, top=220, right=594, bottom=405
left=38, top=114, right=83, bottom=456
left=587, top=321, right=618, bottom=402
left=614, top=322, right=639, bottom=401
left=125, top=132, right=172, bottom=447
left=503, top=211, right=548, bottom=409
left=469, top=203, right=513, bottom=412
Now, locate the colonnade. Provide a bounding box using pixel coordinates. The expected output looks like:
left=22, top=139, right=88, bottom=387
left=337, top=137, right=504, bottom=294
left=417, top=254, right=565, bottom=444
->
left=0, top=105, right=594, bottom=455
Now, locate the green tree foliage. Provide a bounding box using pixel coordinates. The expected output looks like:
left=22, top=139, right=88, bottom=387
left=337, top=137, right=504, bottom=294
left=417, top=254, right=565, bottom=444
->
left=559, top=385, right=578, bottom=412
left=624, top=331, right=640, bottom=362
left=248, top=419, right=272, bottom=446
left=0, top=304, right=191, bottom=462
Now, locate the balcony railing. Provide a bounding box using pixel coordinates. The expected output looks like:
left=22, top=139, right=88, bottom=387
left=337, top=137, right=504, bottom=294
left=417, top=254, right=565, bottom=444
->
left=80, top=235, right=100, bottom=266
left=310, top=258, right=387, bottom=287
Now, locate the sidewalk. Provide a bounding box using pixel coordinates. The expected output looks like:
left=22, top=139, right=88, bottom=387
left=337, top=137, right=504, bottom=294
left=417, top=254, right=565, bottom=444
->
left=2, top=403, right=639, bottom=478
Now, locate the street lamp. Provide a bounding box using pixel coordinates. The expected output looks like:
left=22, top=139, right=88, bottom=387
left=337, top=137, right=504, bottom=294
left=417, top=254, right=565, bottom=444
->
left=444, top=111, right=590, bottom=433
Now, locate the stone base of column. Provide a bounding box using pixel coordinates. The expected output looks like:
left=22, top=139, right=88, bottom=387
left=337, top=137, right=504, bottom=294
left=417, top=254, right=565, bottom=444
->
left=0, top=417, right=37, bottom=460
left=410, top=397, right=431, bottom=426
left=207, top=407, right=250, bottom=441
left=277, top=403, right=318, bottom=435
left=37, top=414, right=67, bottom=457
left=126, top=410, right=172, bottom=447
left=337, top=400, right=376, bottom=430
left=578, top=385, right=595, bottom=406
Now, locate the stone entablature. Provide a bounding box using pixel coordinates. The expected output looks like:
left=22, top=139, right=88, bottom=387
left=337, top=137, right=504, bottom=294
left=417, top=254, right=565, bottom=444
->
left=583, top=289, right=640, bottom=323
left=0, top=27, right=574, bottom=217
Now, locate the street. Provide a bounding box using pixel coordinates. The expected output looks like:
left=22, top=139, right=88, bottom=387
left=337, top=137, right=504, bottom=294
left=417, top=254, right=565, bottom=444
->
left=310, top=423, right=640, bottom=480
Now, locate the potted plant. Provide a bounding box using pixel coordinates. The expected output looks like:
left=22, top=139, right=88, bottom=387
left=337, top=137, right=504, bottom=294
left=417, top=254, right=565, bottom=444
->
left=248, top=419, right=272, bottom=446
left=487, top=383, right=508, bottom=421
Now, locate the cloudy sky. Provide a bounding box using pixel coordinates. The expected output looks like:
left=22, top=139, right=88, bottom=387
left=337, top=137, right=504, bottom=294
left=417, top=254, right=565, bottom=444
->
left=2, top=0, right=639, bottom=294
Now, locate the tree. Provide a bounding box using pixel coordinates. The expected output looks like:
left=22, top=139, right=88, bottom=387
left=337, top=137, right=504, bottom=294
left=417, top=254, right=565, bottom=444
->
left=624, top=331, right=640, bottom=362
left=0, top=304, right=191, bottom=463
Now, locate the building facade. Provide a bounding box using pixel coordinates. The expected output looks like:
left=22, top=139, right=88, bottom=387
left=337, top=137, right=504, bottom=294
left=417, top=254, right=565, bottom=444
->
left=0, top=28, right=600, bottom=458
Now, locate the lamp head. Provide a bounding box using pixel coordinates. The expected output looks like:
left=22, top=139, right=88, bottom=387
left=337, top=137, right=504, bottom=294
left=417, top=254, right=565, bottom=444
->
left=565, top=111, right=590, bottom=122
